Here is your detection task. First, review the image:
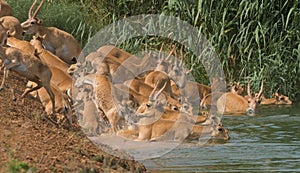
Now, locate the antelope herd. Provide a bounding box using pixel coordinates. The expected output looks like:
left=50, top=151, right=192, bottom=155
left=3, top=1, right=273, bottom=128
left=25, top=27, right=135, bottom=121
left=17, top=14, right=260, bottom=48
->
left=0, top=0, right=293, bottom=143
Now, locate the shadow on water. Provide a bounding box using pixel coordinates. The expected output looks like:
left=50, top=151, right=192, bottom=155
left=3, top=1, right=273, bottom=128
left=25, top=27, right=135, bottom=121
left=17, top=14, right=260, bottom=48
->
left=144, top=102, right=300, bottom=172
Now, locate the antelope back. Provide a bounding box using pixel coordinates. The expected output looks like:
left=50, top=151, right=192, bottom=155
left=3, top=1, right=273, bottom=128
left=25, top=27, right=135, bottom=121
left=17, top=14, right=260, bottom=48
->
left=0, top=16, right=23, bottom=39
left=97, top=45, right=140, bottom=63
left=216, top=92, right=248, bottom=114
left=7, top=37, right=35, bottom=54
left=0, top=0, right=12, bottom=17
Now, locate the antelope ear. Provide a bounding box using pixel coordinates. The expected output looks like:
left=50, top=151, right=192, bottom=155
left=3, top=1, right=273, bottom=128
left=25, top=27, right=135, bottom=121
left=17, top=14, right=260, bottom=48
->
left=36, top=19, right=42, bottom=24
left=6, top=30, right=16, bottom=37
left=40, top=34, right=46, bottom=39
left=186, top=68, right=192, bottom=74
left=274, top=93, right=279, bottom=100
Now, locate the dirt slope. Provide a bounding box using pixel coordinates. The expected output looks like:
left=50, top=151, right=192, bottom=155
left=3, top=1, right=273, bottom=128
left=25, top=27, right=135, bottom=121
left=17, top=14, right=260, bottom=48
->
left=0, top=71, right=146, bottom=173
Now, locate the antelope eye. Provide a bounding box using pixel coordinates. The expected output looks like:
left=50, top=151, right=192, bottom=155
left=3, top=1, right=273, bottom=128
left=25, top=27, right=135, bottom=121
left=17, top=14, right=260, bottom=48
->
left=257, top=100, right=261, bottom=104
left=146, top=103, right=151, bottom=108
left=31, top=21, right=36, bottom=25
left=248, top=100, right=250, bottom=103
left=280, top=97, right=284, bottom=101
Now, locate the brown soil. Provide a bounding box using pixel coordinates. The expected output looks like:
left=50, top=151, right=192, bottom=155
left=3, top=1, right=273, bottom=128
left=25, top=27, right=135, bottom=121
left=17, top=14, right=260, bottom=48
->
left=0, top=71, right=147, bottom=173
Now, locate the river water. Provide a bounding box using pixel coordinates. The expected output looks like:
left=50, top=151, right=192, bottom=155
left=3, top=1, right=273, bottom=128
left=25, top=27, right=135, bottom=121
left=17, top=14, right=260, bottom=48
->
left=141, top=103, right=300, bottom=172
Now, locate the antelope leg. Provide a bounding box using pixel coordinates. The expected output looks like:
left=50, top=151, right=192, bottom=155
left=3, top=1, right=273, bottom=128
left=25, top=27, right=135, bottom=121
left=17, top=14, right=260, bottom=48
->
left=0, top=68, right=9, bottom=91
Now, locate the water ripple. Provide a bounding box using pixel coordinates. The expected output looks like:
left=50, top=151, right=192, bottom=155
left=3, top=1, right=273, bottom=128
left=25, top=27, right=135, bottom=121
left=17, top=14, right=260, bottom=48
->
left=145, top=104, right=300, bottom=172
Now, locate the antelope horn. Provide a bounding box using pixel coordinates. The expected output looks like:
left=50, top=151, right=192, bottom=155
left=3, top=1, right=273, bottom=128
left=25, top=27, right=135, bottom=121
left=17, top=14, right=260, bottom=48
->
left=174, top=46, right=177, bottom=59
left=149, top=81, right=159, bottom=101
left=158, top=43, right=164, bottom=59
left=247, top=81, right=252, bottom=98
left=165, top=45, right=176, bottom=62
left=154, top=82, right=167, bottom=100
left=179, top=57, right=184, bottom=67
left=28, top=0, right=38, bottom=18
left=32, top=0, right=44, bottom=18
left=165, top=51, right=171, bottom=62
left=257, top=80, right=264, bottom=98
left=179, top=45, right=185, bottom=67
left=185, top=67, right=192, bottom=74
left=180, top=44, right=184, bottom=58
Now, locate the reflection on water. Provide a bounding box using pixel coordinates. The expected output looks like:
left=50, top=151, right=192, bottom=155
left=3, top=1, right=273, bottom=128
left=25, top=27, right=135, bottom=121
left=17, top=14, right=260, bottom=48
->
left=143, top=103, right=300, bottom=172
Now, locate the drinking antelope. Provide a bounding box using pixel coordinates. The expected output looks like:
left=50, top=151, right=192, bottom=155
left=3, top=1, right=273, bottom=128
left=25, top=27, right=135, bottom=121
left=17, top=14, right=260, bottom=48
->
left=217, top=81, right=263, bottom=114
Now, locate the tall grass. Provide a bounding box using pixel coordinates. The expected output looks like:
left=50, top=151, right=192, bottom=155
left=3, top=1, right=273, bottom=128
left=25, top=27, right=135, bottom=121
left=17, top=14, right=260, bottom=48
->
left=6, top=0, right=300, bottom=101
left=161, top=0, right=299, bottom=100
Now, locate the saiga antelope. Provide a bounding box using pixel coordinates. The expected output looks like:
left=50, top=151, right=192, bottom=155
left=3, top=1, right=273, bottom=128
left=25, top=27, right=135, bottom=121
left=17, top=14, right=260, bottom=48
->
left=30, top=35, right=70, bottom=71
left=46, top=66, right=72, bottom=99
left=200, top=91, right=224, bottom=109
left=144, top=47, right=192, bottom=98
left=0, top=16, right=23, bottom=39
left=94, top=73, right=124, bottom=133
left=6, top=36, right=35, bottom=54
left=135, top=83, right=229, bottom=141
left=84, top=49, right=159, bottom=83
left=0, top=45, right=56, bottom=115
left=97, top=45, right=140, bottom=63
left=136, top=84, right=207, bottom=124
left=75, top=86, right=100, bottom=136
left=124, top=78, right=181, bottom=110
left=0, top=23, right=55, bottom=114
left=172, top=81, right=211, bottom=102
left=217, top=81, right=263, bottom=114
left=260, top=93, right=292, bottom=105
left=0, top=0, right=12, bottom=17
left=230, top=82, right=244, bottom=95
left=26, top=81, right=72, bottom=121
left=21, top=0, right=81, bottom=64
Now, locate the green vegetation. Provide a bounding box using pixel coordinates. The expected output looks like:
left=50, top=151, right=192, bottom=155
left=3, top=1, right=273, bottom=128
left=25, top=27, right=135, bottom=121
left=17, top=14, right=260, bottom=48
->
left=7, top=0, right=300, bottom=101
left=7, top=159, right=36, bottom=173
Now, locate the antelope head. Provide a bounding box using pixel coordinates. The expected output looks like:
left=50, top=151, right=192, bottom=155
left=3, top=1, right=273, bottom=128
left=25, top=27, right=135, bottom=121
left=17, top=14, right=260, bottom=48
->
left=246, top=80, right=263, bottom=114
left=274, top=93, right=292, bottom=105
left=21, top=0, right=44, bottom=35
left=230, top=82, right=244, bottom=95
left=136, top=82, right=167, bottom=124
left=167, top=46, right=192, bottom=88
left=155, top=44, right=174, bottom=72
